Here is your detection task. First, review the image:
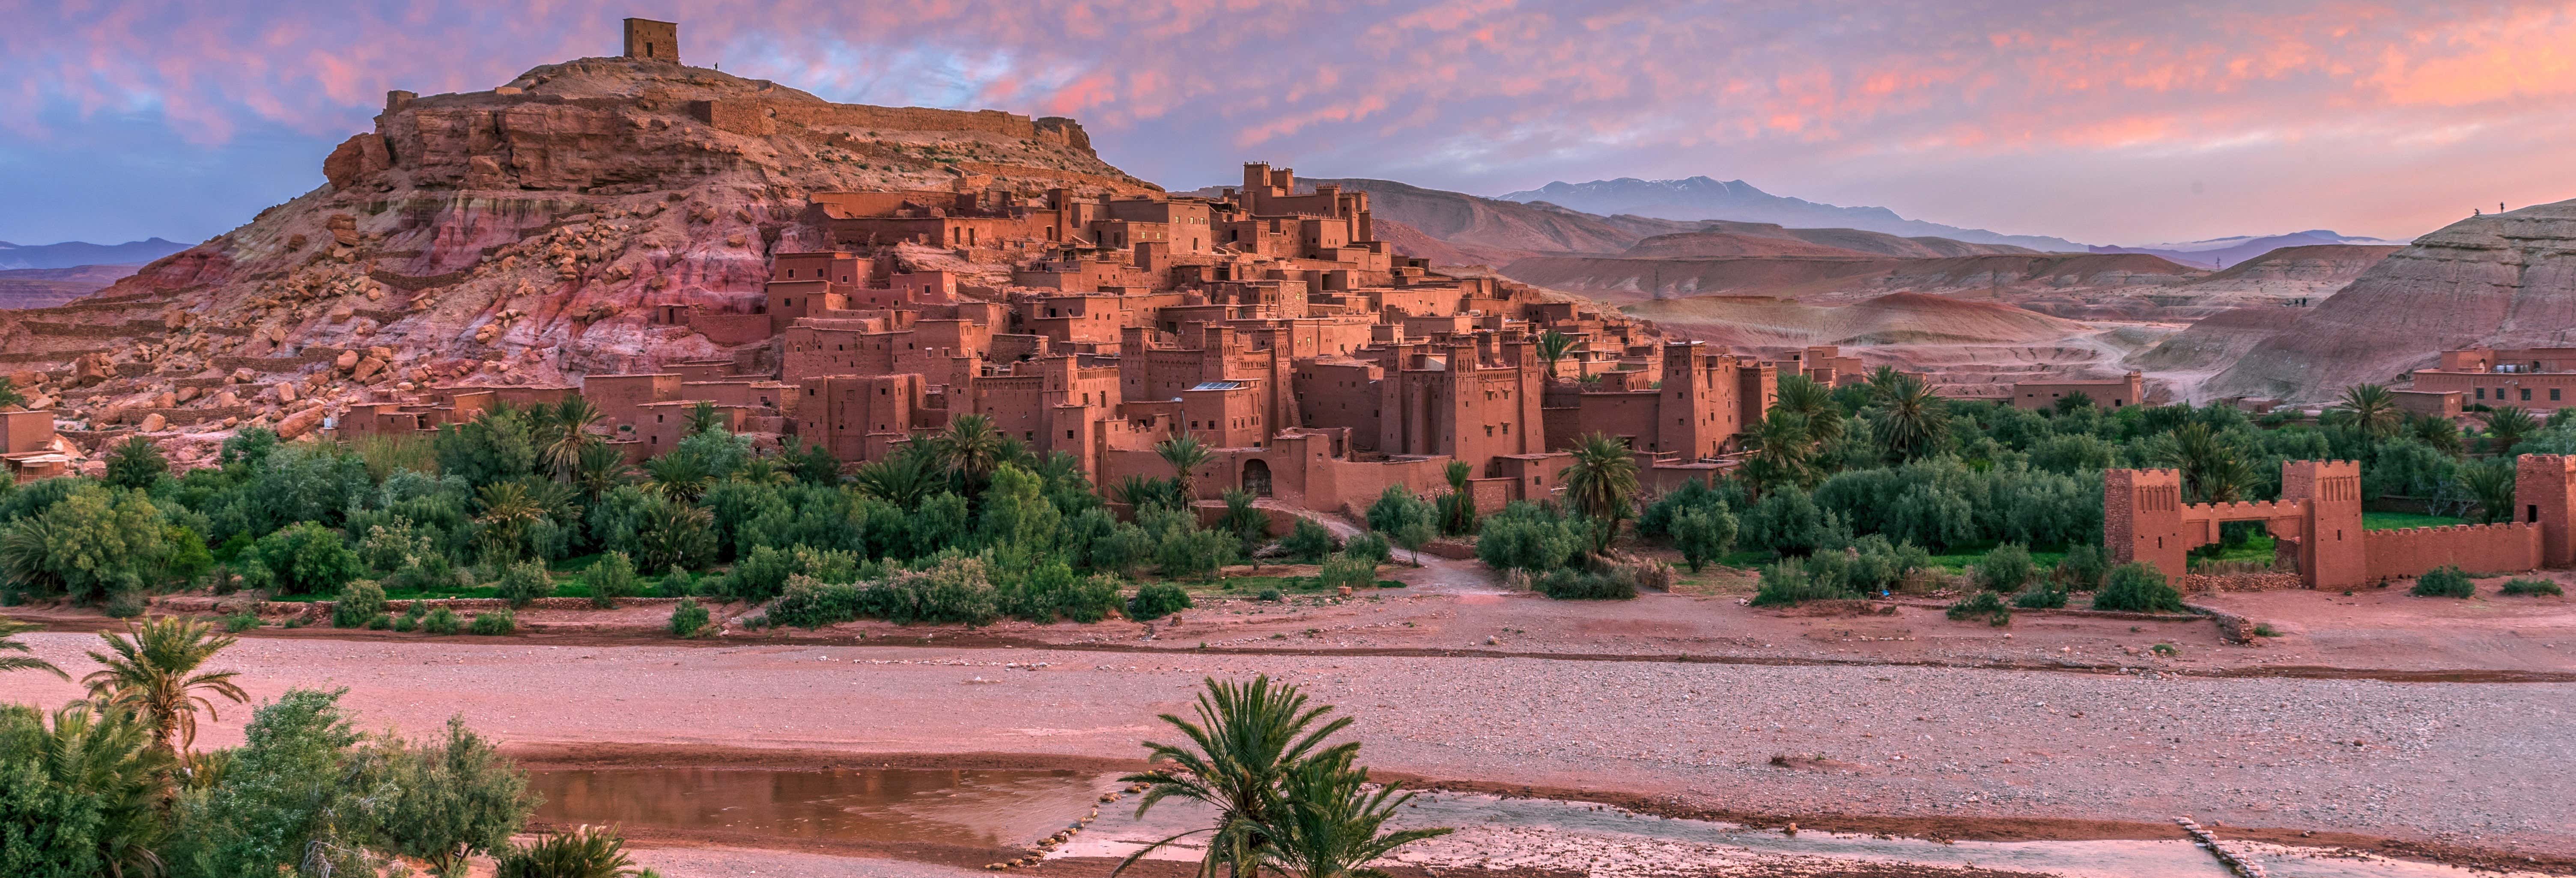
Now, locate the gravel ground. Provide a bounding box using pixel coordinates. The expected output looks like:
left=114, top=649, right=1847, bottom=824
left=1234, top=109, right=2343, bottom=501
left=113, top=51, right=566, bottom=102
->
left=10, top=633, right=2570, bottom=862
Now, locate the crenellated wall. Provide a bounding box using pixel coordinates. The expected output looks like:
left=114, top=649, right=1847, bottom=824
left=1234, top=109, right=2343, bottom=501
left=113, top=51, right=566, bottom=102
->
left=2363, top=523, right=2542, bottom=580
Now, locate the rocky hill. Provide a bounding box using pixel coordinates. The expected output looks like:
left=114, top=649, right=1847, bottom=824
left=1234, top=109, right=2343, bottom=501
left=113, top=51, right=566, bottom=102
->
left=1622, top=222, right=2039, bottom=259
left=2206, top=199, right=2576, bottom=403
left=1500, top=251, right=2200, bottom=305
left=1495, top=176, right=2086, bottom=251
left=0, top=238, right=191, bottom=271
left=0, top=265, right=143, bottom=309
left=0, top=55, right=1152, bottom=436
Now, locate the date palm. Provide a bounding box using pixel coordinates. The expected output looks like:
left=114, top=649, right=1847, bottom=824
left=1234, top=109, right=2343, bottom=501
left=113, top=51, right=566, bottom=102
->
left=571, top=440, right=630, bottom=503
left=642, top=451, right=714, bottom=503
left=1559, top=432, right=1640, bottom=554
left=853, top=449, right=945, bottom=507
left=683, top=400, right=727, bottom=437
left=2160, top=422, right=2251, bottom=504
left=2332, top=383, right=2403, bottom=443
left=497, top=824, right=639, bottom=878
left=0, top=614, right=66, bottom=678
left=21, top=703, right=170, bottom=876
left=2482, top=405, right=2538, bottom=455
left=542, top=397, right=605, bottom=479
left=2461, top=458, right=2519, bottom=524
left=1251, top=755, right=1452, bottom=878
left=1117, top=676, right=1359, bottom=878
left=1157, top=434, right=1213, bottom=502
left=475, top=480, right=551, bottom=560
left=936, top=414, right=1008, bottom=486
left=1534, top=330, right=1576, bottom=381
left=80, top=616, right=248, bottom=755
left=1741, top=411, right=1813, bottom=497
left=1867, top=368, right=1950, bottom=463
left=1771, top=373, right=1843, bottom=449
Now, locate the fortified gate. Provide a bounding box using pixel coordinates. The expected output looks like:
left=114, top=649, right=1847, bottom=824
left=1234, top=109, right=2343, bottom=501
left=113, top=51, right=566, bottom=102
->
left=2106, top=457, right=2573, bottom=588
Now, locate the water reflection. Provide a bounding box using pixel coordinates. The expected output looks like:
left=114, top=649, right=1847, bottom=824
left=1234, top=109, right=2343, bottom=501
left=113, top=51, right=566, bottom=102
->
left=531, top=767, right=1112, bottom=847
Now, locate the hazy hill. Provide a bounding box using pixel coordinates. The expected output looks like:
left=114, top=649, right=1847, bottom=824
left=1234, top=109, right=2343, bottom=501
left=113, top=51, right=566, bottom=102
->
left=0, top=238, right=191, bottom=270
left=2090, top=230, right=2407, bottom=269
left=1495, top=176, right=2086, bottom=252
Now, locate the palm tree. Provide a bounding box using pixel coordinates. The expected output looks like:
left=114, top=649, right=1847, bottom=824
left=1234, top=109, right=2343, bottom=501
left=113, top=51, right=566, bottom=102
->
left=475, top=481, right=550, bottom=560
left=2461, top=458, right=2519, bottom=524
left=2161, top=422, right=2251, bottom=503
left=0, top=614, right=66, bottom=678
left=1250, top=755, right=1453, bottom=878
left=1436, top=460, right=1477, bottom=536
left=731, top=455, right=794, bottom=486
left=2412, top=414, right=2466, bottom=456
left=1157, top=434, right=1213, bottom=502
left=683, top=400, right=727, bottom=437
left=497, top=825, right=638, bottom=878
left=2051, top=390, right=2098, bottom=416
left=1559, top=432, right=1640, bottom=554
left=542, top=397, right=605, bottom=479
left=853, top=452, right=944, bottom=507
left=1771, top=374, right=1843, bottom=449
left=1741, top=411, right=1813, bottom=497
left=2482, top=405, right=2538, bottom=455
left=935, top=414, right=1008, bottom=486
left=1117, top=676, right=1359, bottom=878
left=1115, top=475, right=1182, bottom=511
left=1534, top=330, right=1576, bottom=381
left=1867, top=369, right=1950, bottom=463
left=2332, top=383, right=2403, bottom=443
left=642, top=451, right=714, bottom=503
left=80, top=616, right=249, bottom=756
left=572, top=440, right=630, bottom=503
left=1, top=514, right=69, bottom=599
left=20, top=703, right=170, bottom=876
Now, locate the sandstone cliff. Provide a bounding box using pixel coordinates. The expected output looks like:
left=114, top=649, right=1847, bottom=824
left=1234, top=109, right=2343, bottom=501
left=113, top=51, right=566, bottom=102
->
left=2206, top=200, right=2576, bottom=403
left=0, top=56, right=1153, bottom=438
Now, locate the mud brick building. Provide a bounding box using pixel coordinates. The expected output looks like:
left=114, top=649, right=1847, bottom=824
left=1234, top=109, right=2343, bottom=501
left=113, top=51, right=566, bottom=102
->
left=2409, top=347, right=2576, bottom=411
left=2011, top=372, right=2143, bottom=410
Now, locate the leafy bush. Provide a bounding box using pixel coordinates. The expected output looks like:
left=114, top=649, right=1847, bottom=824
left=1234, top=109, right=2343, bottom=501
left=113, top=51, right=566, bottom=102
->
left=2054, top=544, right=2108, bottom=590
left=2500, top=577, right=2564, bottom=596
left=1255, top=588, right=1283, bottom=602
left=365, top=613, right=391, bottom=630
left=492, top=561, right=553, bottom=607
left=223, top=610, right=263, bottom=632
left=1975, top=543, right=2034, bottom=592
left=1316, top=552, right=1377, bottom=592
left=656, top=565, right=695, bottom=598
left=1342, top=531, right=1392, bottom=565
left=1670, top=504, right=1738, bottom=572
left=1280, top=518, right=1340, bottom=564
left=467, top=608, right=516, bottom=636
left=1749, top=557, right=1860, bottom=607
left=765, top=556, right=1003, bottom=628
left=1154, top=525, right=1235, bottom=580
left=997, top=560, right=1122, bottom=624
left=1536, top=566, right=1638, bottom=600
left=244, top=521, right=365, bottom=596
left=2012, top=588, right=2067, bottom=609
left=583, top=552, right=640, bottom=608
left=1947, top=591, right=2011, bottom=625
left=2410, top=565, right=2475, bottom=598
left=332, top=580, right=388, bottom=628
left=422, top=607, right=463, bottom=635
left=496, top=825, right=636, bottom=878
left=1126, top=582, right=1194, bottom=621
left=103, top=590, right=146, bottom=618
left=2092, top=562, right=2184, bottom=612
left=669, top=597, right=710, bottom=637
left=1475, top=502, right=1580, bottom=573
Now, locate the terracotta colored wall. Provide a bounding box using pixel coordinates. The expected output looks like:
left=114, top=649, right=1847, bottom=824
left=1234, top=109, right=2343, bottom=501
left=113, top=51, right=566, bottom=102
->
left=2363, top=524, right=2541, bottom=579
left=689, top=312, right=772, bottom=345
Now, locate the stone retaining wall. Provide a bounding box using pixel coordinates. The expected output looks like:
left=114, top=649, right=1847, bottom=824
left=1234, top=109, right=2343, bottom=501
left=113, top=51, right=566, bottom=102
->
left=2176, top=572, right=2302, bottom=592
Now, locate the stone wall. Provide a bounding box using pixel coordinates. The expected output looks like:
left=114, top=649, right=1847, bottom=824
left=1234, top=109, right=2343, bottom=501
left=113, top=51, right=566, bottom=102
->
left=2176, top=572, right=2303, bottom=592
left=2363, top=522, right=2542, bottom=579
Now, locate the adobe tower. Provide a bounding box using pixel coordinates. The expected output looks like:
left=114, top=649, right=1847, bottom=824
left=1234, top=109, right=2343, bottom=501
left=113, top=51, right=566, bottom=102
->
left=623, top=18, right=679, bottom=64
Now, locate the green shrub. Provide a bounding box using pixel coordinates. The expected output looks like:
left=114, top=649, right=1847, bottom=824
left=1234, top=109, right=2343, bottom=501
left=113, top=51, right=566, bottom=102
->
left=1127, top=582, right=1194, bottom=621
left=669, top=597, right=710, bottom=637
left=468, top=608, right=517, bottom=636
left=1280, top=518, right=1341, bottom=564
left=365, top=613, right=392, bottom=630
left=1947, top=590, right=2011, bottom=625
left=392, top=612, right=417, bottom=633
left=766, top=556, right=1002, bottom=628
left=2054, top=544, right=2108, bottom=590
left=1975, top=543, right=2035, bottom=592
left=332, top=579, right=388, bottom=628
left=2251, top=622, right=2281, bottom=637
left=2150, top=643, right=2179, bottom=656
left=656, top=565, right=694, bottom=598
left=103, top=590, right=146, bottom=618
left=1536, top=566, right=1638, bottom=600
left=423, top=607, right=463, bottom=635
left=2092, top=562, right=2184, bottom=612
left=246, top=521, right=365, bottom=596
left=2012, top=588, right=2067, bottom=609
left=1343, top=531, right=1392, bottom=565
left=496, top=825, right=636, bottom=878
left=1748, top=557, right=1861, bottom=607
left=223, top=610, right=263, bottom=632
left=998, top=560, right=1123, bottom=624
left=493, top=561, right=554, bottom=607
left=2500, top=577, right=2564, bottom=596
left=1670, top=504, right=1738, bottom=572
left=1316, top=552, right=1377, bottom=592
left=583, top=552, right=641, bottom=608
left=2410, top=565, right=2476, bottom=598
left=1255, top=587, right=1283, bottom=602
left=1476, top=502, right=1581, bottom=573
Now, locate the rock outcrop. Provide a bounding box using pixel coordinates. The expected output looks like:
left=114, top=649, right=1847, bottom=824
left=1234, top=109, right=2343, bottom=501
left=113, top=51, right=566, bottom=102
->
left=0, top=54, right=1156, bottom=435
left=2207, top=200, right=2576, bottom=403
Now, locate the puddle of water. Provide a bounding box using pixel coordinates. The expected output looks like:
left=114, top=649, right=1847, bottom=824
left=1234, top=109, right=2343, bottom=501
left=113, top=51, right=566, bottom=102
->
left=530, top=767, right=1115, bottom=848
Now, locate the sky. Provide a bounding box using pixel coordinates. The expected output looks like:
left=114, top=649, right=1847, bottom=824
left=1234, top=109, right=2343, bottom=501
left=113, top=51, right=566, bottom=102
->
left=6, top=0, right=2576, bottom=247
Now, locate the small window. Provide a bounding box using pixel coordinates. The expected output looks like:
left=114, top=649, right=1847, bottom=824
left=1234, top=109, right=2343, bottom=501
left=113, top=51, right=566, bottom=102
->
left=2478, top=388, right=2487, bottom=399
left=2524, top=388, right=2534, bottom=401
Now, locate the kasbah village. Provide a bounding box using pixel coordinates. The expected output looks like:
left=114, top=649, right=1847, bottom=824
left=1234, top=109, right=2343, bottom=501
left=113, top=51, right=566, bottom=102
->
left=4, top=17, right=2574, bottom=878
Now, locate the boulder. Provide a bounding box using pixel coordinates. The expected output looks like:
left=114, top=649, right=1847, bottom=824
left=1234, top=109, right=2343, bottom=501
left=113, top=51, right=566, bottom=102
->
left=138, top=413, right=167, bottom=432
left=353, top=357, right=387, bottom=381
left=320, top=135, right=391, bottom=191
left=175, top=387, right=200, bottom=404
left=273, top=382, right=298, bottom=403
left=335, top=350, right=361, bottom=371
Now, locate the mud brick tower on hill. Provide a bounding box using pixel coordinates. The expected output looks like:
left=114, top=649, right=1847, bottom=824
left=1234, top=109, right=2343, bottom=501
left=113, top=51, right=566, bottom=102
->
left=623, top=18, right=679, bottom=64
left=2108, top=458, right=2565, bottom=589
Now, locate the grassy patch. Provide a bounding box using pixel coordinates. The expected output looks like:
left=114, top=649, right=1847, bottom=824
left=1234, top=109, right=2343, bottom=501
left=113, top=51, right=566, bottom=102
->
left=1923, top=541, right=2069, bottom=573
left=266, top=582, right=601, bottom=602
left=2364, top=511, right=2469, bottom=530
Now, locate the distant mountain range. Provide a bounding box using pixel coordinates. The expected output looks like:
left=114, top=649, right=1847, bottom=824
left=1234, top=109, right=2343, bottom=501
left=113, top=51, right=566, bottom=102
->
left=1494, top=177, right=2088, bottom=252
left=0, top=238, right=192, bottom=271
left=2086, top=230, right=2406, bottom=269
